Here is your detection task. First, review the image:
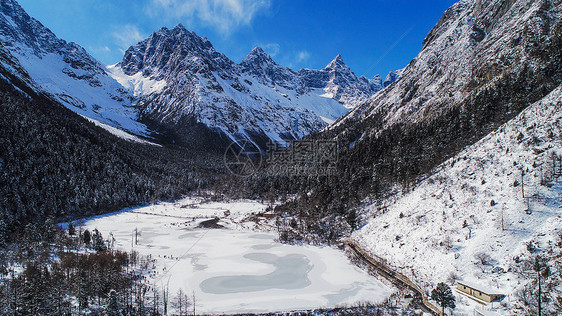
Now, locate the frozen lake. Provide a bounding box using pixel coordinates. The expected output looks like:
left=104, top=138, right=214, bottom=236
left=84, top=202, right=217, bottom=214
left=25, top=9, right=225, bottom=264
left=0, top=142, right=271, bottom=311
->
left=82, top=198, right=393, bottom=314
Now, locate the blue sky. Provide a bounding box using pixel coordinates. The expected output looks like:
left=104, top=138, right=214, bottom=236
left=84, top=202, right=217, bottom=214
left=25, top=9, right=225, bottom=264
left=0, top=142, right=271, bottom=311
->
left=18, top=0, right=456, bottom=78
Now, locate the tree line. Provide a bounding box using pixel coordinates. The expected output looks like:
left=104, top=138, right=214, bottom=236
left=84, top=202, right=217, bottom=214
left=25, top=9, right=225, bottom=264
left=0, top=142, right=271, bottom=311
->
left=0, top=69, right=224, bottom=236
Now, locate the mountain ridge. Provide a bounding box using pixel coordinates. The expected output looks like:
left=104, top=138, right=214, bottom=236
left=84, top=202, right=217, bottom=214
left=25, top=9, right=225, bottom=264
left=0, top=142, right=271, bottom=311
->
left=0, top=0, right=402, bottom=151
left=111, top=24, right=400, bottom=148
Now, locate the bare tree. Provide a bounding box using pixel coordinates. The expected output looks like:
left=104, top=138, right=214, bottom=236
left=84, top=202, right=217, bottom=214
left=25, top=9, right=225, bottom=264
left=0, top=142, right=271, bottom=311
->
left=174, top=288, right=190, bottom=316
left=474, top=252, right=493, bottom=272
left=162, top=281, right=169, bottom=316
left=475, top=252, right=492, bottom=265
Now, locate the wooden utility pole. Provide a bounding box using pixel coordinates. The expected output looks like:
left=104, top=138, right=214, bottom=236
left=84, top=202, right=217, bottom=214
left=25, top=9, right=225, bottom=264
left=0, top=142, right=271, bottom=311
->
left=538, top=269, right=542, bottom=316
left=521, top=169, right=525, bottom=198
left=500, top=209, right=504, bottom=231
left=192, top=291, right=196, bottom=316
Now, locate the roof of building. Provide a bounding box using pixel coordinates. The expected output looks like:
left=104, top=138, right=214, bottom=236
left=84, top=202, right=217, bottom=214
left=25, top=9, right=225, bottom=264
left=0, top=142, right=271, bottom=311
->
left=457, top=280, right=504, bottom=295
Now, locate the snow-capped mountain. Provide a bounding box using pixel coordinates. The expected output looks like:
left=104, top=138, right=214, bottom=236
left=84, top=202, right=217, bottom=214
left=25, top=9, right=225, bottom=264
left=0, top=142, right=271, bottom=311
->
left=0, top=0, right=149, bottom=137
left=382, top=68, right=403, bottom=88
left=334, top=0, right=562, bottom=133
left=298, top=54, right=385, bottom=109
left=239, top=47, right=304, bottom=92
left=110, top=24, right=397, bottom=148
left=0, top=0, right=401, bottom=150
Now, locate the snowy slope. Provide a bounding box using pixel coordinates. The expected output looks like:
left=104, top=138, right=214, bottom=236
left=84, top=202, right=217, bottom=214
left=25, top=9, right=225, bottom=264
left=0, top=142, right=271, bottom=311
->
left=353, top=85, right=562, bottom=314
left=0, top=0, right=150, bottom=136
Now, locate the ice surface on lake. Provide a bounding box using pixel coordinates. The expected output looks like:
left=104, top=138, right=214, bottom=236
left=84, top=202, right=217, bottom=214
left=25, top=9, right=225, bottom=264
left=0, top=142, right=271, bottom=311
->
left=82, top=198, right=393, bottom=314
left=200, top=252, right=312, bottom=294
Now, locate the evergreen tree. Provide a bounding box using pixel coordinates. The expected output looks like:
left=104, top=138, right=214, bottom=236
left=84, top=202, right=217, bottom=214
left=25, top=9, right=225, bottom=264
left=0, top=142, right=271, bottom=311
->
left=82, top=229, right=91, bottom=247
left=67, top=222, right=76, bottom=236
left=431, top=282, right=455, bottom=315
left=107, top=289, right=120, bottom=315
left=0, top=220, right=8, bottom=249
left=42, top=217, right=56, bottom=244
left=346, top=209, right=358, bottom=232
left=92, top=229, right=106, bottom=252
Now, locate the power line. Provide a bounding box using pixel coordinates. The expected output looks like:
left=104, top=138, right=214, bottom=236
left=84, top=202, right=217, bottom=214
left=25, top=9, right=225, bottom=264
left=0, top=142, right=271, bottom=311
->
left=153, top=228, right=211, bottom=284
left=361, top=26, right=414, bottom=78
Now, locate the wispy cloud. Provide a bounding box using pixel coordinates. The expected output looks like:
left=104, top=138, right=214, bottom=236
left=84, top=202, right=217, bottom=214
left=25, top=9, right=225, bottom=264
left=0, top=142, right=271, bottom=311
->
left=112, top=24, right=146, bottom=50
left=296, top=50, right=310, bottom=63
left=284, top=50, right=311, bottom=69
left=147, top=0, right=271, bottom=35
left=89, top=46, right=112, bottom=54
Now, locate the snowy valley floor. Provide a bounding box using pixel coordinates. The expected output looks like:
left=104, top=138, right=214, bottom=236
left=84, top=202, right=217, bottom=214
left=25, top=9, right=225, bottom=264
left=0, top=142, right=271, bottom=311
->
left=81, top=197, right=393, bottom=315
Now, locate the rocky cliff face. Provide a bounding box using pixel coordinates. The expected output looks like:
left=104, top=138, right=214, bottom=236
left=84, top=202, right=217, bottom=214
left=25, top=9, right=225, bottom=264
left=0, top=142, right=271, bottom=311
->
left=112, top=25, right=399, bottom=148
left=336, top=0, right=562, bottom=134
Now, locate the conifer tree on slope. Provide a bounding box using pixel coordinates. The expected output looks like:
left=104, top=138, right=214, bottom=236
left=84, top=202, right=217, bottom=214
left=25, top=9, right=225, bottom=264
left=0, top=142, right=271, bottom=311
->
left=431, top=282, right=455, bottom=315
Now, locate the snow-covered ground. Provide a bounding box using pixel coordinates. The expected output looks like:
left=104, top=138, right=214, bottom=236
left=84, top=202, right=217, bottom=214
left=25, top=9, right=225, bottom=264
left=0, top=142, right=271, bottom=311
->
left=82, top=197, right=393, bottom=314
left=354, top=86, right=562, bottom=315
left=9, top=46, right=150, bottom=136
left=80, top=115, right=160, bottom=145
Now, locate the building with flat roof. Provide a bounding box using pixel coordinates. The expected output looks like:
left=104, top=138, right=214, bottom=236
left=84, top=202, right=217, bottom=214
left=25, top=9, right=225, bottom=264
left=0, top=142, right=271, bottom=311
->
left=456, top=280, right=505, bottom=303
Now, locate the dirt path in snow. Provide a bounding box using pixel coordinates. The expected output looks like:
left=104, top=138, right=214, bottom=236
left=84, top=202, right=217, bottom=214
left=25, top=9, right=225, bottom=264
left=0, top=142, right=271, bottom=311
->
left=344, top=240, right=441, bottom=315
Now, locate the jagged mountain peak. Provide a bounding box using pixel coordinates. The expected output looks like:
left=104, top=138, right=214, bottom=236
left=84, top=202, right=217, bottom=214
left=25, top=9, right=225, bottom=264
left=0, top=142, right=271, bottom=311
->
left=156, top=23, right=211, bottom=45
left=120, top=23, right=232, bottom=78
left=248, top=46, right=267, bottom=56
left=150, top=24, right=213, bottom=50
left=1, top=0, right=65, bottom=56
left=155, top=24, right=189, bottom=35
left=241, top=46, right=277, bottom=67
left=238, top=45, right=302, bottom=91
left=0, top=0, right=24, bottom=17
left=332, top=53, right=344, bottom=62
left=323, top=53, right=349, bottom=71
left=173, top=23, right=187, bottom=31
left=382, top=68, right=403, bottom=87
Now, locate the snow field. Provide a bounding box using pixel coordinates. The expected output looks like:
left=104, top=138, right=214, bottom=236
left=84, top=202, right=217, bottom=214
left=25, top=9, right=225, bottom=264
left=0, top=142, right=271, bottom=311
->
left=83, top=197, right=394, bottom=314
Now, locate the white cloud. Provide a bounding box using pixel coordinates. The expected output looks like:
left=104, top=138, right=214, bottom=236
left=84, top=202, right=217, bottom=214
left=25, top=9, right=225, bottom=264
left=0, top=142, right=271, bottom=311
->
left=112, top=24, right=146, bottom=49
left=147, top=0, right=271, bottom=34
left=89, top=46, right=111, bottom=54
left=296, top=50, right=310, bottom=63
